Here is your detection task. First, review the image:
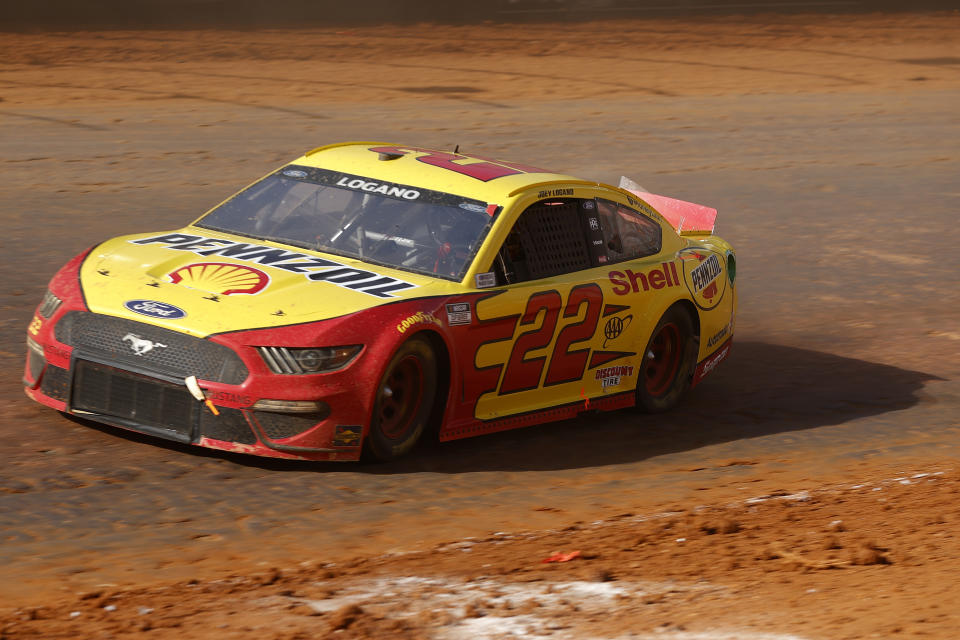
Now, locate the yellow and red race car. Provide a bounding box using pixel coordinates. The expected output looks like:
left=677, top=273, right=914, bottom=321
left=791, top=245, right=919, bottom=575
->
left=24, top=142, right=736, bottom=462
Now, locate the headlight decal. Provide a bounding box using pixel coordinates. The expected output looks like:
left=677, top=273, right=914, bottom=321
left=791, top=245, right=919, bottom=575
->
left=37, top=290, right=63, bottom=318
left=258, top=345, right=362, bottom=375
left=26, top=337, right=46, bottom=382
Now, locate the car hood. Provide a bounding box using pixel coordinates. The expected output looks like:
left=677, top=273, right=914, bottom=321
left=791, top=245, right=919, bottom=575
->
left=79, top=228, right=454, bottom=337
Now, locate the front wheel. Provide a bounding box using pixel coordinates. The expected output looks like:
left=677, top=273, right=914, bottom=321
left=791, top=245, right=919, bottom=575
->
left=363, top=336, right=437, bottom=462
left=636, top=306, right=697, bottom=413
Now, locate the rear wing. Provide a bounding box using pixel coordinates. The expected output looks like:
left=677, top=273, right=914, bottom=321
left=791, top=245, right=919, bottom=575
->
left=619, top=176, right=717, bottom=235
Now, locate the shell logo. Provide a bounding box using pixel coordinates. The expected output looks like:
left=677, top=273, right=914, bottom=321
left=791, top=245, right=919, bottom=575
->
left=167, top=262, right=270, bottom=296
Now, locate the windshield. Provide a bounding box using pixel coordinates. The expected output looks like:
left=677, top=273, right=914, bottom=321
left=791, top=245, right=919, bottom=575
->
left=197, top=165, right=495, bottom=281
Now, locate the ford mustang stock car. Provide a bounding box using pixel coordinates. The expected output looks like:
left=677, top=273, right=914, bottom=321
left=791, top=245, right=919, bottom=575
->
left=23, top=142, right=736, bottom=462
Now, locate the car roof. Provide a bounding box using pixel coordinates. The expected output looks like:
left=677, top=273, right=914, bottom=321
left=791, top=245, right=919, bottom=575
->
left=292, top=141, right=586, bottom=204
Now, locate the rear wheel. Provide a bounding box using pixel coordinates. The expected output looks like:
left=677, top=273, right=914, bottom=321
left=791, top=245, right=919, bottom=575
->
left=636, top=306, right=697, bottom=413
left=364, top=336, right=437, bottom=461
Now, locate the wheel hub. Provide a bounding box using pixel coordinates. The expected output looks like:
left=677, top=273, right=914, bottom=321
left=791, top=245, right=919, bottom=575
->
left=644, top=322, right=682, bottom=397
left=378, top=356, right=424, bottom=440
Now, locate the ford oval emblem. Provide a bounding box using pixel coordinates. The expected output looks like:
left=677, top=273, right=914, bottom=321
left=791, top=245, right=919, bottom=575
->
left=282, top=168, right=308, bottom=179
left=124, top=299, right=187, bottom=319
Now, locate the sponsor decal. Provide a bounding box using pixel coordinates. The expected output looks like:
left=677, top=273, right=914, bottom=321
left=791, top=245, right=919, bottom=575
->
left=459, top=202, right=487, bottom=213
left=167, top=262, right=270, bottom=296
left=333, top=425, right=362, bottom=447
left=690, top=253, right=722, bottom=295
left=396, top=311, right=442, bottom=334
left=588, top=217, right=600, bottom=231
left=693, top=340, right=731, bottom=385
left=595, top=364, right=634, bottom=390
left=334, top=177, right=420, bottom=200
left=45, top=344, right=71, bottom=360
left=475, top=272, right=497, bottom=289
left=600, top=376, right=623, bottom=390
left=207, top=390, right=253, bottom=405
left=707, top=323, right=730, bottom=348
left=679, top=248, right=726, bottom=310
left=623, top=195, right=661, bottom=220
left=28, top=315, right=43, bottom=336
left=445, top=302, right=472, bottom=326
left=282, top=168, right=308, bottom=179
left=132, top=234, right=416, bottom=298
left=122, top=332, right=168, bottom=356
left=602, top=314, right=632, bottom=347
left=594, top=365, right=634, bottom=379
left=608, top=262, right=680, bottom=296
left=537, top=187, right=574, bottom=199
left=124, top=299, right=186, bottom=319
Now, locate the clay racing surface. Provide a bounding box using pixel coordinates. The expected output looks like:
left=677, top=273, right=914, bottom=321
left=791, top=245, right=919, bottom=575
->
left=1, top=10, right=959, bottom=639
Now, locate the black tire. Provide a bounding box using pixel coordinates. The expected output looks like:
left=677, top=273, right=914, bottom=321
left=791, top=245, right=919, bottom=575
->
left=363, top=336, right=437, bottom=462
left=636, top=306, right=697, bottom=413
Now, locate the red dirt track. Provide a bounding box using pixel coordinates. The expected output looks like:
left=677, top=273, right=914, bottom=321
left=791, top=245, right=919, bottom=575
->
left=1, top=11, right=959, bottom=639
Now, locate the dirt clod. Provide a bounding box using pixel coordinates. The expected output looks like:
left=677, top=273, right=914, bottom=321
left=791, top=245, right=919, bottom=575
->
left=851, top=542, right=891, bottom=566
left=328, top=604, right=364, bottom=630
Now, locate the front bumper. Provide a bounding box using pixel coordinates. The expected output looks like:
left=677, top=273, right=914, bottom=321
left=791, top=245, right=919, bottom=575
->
left=24, top=311, right=366, bottom=461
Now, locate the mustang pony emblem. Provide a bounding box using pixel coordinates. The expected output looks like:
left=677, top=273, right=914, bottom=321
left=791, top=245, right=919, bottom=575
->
left=122, top=333, right=168, bottom=356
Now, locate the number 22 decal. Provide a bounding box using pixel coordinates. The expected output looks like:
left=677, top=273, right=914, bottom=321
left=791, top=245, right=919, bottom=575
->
left=498, top=283, right=603, bottom=395
left=368, top=145, right=547, bottom=182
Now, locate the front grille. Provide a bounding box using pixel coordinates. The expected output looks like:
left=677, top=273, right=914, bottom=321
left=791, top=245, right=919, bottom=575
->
left=72, top=360, right=196, bottom=440
left=40, top=364, right=70, bottom=402
left=55, top=312, right=248, bottom=384
left=253, top=410, right=323, bottom=440
left=200, top=407, right=257, bottom=444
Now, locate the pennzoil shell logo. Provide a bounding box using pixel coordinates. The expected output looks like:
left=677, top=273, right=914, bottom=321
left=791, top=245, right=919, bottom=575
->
left=167, top=262, right=270, bottom=296
left=679, top=249, right=726, bottom=311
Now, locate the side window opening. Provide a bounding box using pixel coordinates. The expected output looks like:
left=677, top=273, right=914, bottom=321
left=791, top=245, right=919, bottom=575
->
left=490, top=197, right=662, bottom=286
left=493, top=198, right=595, bottom=285
left=493, top=225, right=529, bottom=284
left=596, top=199, right=662, bottom=263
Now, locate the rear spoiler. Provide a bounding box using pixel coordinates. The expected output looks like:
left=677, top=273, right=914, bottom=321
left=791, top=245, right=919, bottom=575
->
left=619, top=176, right=717, bottom=235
